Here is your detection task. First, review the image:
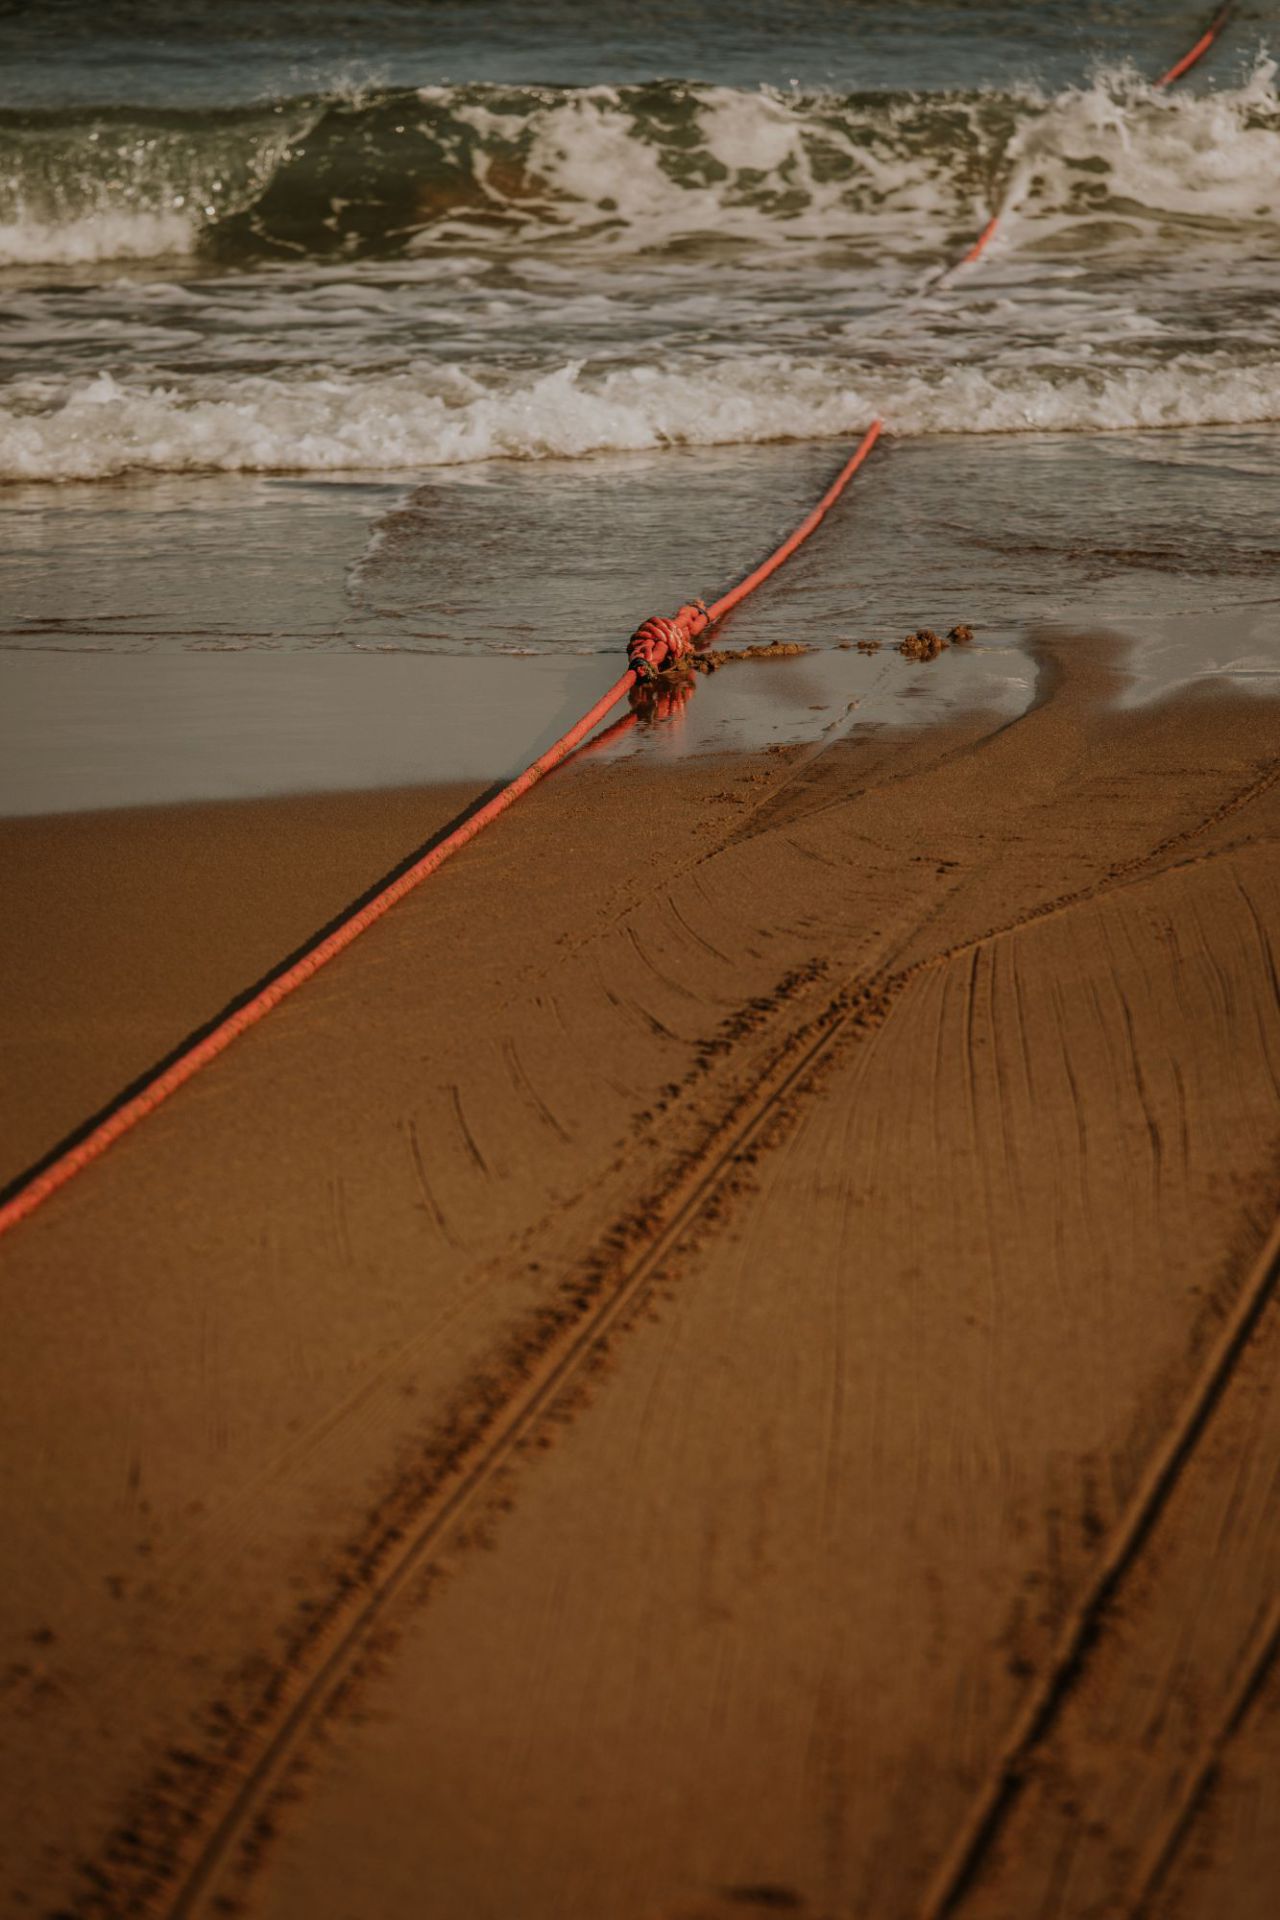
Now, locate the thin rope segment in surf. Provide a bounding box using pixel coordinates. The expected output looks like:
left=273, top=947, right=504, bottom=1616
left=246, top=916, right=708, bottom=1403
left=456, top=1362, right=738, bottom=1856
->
left=1157, top=1, right=1236, bottom=87
left=0, top=7, right=1236, bottom=1243
left=950, top=1, right=1235, bottom=275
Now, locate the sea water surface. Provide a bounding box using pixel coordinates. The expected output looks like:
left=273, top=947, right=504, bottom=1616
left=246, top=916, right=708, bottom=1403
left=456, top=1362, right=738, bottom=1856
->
left=2, top=1, right=1278, bottom=810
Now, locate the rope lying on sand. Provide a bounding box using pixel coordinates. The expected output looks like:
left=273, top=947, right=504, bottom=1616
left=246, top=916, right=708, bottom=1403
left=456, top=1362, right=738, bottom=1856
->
left=0, top=5, right=1236, bottom=1242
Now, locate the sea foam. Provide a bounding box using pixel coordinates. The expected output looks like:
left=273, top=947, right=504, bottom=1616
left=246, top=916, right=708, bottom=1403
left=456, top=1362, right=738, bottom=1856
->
left=4, top=356, right=1277, bottom=482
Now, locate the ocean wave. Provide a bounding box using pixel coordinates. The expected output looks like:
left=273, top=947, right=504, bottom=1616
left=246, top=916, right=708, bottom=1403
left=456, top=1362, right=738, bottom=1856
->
left=4, top=356, right=1278, bottom=481
left=0, top=102, right=312, bottom=266
left=1, top=61, right=1276, bottom=268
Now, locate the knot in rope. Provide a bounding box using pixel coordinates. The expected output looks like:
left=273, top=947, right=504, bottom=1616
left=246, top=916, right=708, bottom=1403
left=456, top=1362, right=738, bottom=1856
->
left=626, top=600, right=714, bottom=681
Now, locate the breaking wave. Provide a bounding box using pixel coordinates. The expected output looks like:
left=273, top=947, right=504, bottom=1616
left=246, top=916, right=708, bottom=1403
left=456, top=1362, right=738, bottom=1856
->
left=2, top=59, right=1277, bottom=267
left=5, top=356, right=1278, bottom=482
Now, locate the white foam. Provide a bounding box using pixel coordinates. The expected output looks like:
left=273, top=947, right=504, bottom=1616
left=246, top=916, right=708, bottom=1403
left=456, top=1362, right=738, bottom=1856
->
left=5, top=355, right=1277, bottom=482
left=996, top=56, right=1280, bottom=246
left=0, top=210, right=200, bottom=265
left=0, top=109, right=307, bottom=266
left=429, top=63, right=1280, bottom=259
left=438, top=80, right=989, bottom=255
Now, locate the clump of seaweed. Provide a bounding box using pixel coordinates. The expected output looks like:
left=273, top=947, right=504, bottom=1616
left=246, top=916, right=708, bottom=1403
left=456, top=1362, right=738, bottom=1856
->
left=898, top=628, right=946, bottom=662
left=690, top=642, right=812, bottom=673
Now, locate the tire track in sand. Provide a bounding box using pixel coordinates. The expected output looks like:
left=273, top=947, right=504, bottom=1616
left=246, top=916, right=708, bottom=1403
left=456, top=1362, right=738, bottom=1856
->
left=916, top=1211, right=1280, bottom=1920
left=63, top=751, right=1279, bottom=1920
left=1125, top=1600, right=1280, bottom=1919
left=135, top=967, right=898, bottom=1920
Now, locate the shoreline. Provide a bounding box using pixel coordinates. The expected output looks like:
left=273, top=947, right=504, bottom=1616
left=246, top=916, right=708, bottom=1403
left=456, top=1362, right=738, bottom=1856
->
left=1, top=635, right=1278, bottom=1917
left=6, top=425, right=1278, bottom=823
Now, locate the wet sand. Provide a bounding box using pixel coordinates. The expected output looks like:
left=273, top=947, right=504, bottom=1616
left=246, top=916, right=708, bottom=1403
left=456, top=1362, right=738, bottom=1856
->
left=1, top=631, right=1278, bottom=1920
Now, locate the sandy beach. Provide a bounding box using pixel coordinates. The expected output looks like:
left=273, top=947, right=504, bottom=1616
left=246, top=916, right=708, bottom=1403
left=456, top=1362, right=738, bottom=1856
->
left=2, top=627, right=1277, bottom=1918
left=5, top=0, right=1280, bottom=1912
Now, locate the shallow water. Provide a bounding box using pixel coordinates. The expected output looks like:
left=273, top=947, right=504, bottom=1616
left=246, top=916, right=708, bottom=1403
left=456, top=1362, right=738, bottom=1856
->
left=2, top=428, right=1276, bottom=813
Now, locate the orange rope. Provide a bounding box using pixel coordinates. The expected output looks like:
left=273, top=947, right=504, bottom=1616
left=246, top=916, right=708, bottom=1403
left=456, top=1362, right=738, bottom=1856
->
left=707, top=423, right=883, bottom=623
left=960, top=213, right=1002, bottom=268
left=0, top=8, right=1236, bottom=1241
left=1157, top=2, right=1235, bottom=87
left=0, top=673, right=633, bottom=1237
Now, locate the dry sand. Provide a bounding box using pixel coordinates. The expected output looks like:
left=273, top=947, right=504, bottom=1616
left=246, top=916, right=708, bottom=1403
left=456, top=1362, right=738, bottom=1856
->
left=1, top=630, right=1277, bottom=1920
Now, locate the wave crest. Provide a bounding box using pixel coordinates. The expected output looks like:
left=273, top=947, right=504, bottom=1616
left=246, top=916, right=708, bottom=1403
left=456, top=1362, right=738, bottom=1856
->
left=2, top=61, right=1276, bottom=268
left=4, top=356, right=1277, bottom=482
